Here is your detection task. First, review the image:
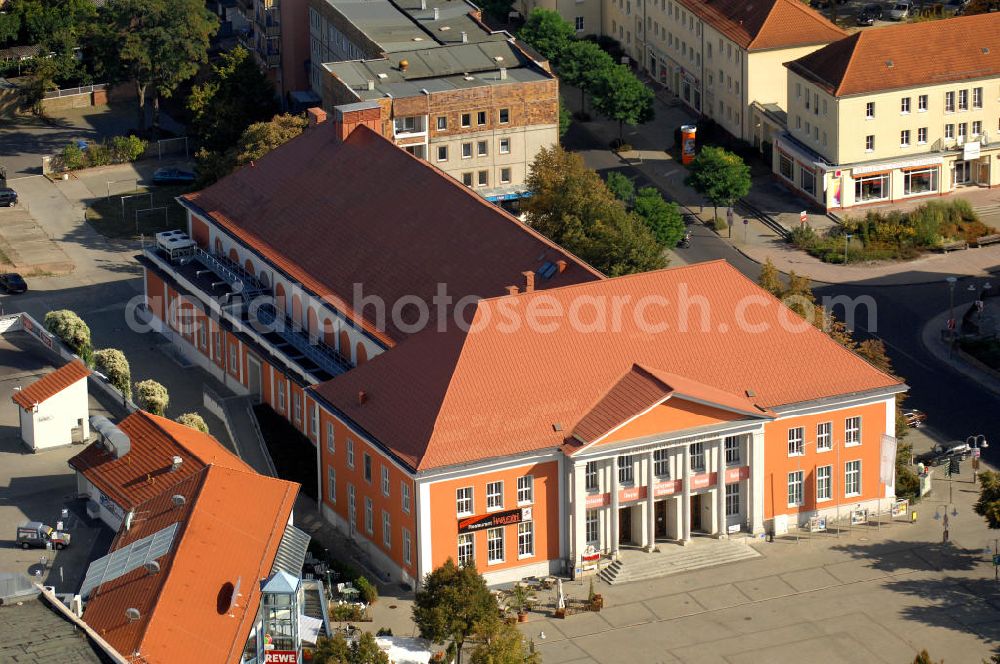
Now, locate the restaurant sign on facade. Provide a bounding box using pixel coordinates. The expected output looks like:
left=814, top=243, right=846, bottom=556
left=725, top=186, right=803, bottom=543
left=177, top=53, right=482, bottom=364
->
left=457, top=507, right=531, bottom=534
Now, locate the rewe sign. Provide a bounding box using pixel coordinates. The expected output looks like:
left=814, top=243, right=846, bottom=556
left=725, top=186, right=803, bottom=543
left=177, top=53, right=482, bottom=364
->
left=264, top=651, right=298, bottom=663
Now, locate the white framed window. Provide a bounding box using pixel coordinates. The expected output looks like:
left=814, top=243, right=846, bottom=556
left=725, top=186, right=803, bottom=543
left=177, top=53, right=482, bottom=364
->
left=973, top=87, right=983, bottom=108
left=817, top=422, right=832, bottom=451
left=327, top=467, right=336, bottom=503
left=403, top=528, right=412, bottom=565
left=326, top=422, right=335, bottom=454
left=654, top=449, right=669, bottom=476
left=461, top=142, right=472, bottom=159
left=401, top=482, right=411, bottom=513
left=197, top=320, right=207, bottom=349
left=865, top=101, right=875, bottom=119
left=476, top=140, right=488, bottom=157
left=788, top=427, right=804, bottom=456
left=487, top=527, right=504, bottom=564
left=787, top=471, right=804, bottom=506
left=973, top=120, right=982, bottom=136
left=382, top=511, right=391, bottom=548
left=618, top=455, right=634, bottom=484
left=477, top=170, right=488, bottom=187
left=845, top=460, right=862, bottom=496
left=575, top=16, right=584, bottom=30
left=461, top=113, right=471, bottom=127
left=499, top=108, right=509, bottom=123
left=945, top=91, right=955, bottom=113
left=311, top=405, right=319, bottom=440
left=845, top=416, right=861, bottom=446
left=690, top=443, right=704, bottom=471
left=585, top=510, right=599, bottom=543
left=292, top=391, right=302, bottom=423
left=856, top=172, right=889, bottom=202
left=363, top=453, right=372, bottom=482
left=499, top=138, right=510, bottom=154
left=436, top=116, right=447, bottom=130
left=457, top=533, right=474, bottom=567
left=436, top=145, right=448, bottom=162
left=228, top=343, right=239, bottom=377
left=456, top=487, right=473, bottom=516
left=277, top=380, right=286, bottom=411
left=918, top=94, right=928, bottom=111
left=918, top=127, right=927, bottom=144
left=364, top=497, right=373, bottom=533
left=346, top=439, right=355, bottom=468
left=381, top=465, right=390, bottom=496
left=817, top=465, right=832, bottom=501
left=900, top=97, right=910, bottom=114
left=725, top=483, right=739, bottom=516
left=959, top=122, right=968, bottom=139
left=348, top=484, right=356, bottom=528
left=477, top=111, right=486, bottom=126
left=865, top=135, right=874, bottom=152
left=518, top=521, right=534, bottom=557
left=724, top=436, right=740, bottom=465
left=486, top=481, right=504, bottom=511
left=900, top=130, right=910, bottom=147
left=905, top=166, right=938, bottom=196
left=585, top=462, right=598, bottom=491
left=958, top=89, right=968, bottom=111
left=517, top=476, right=534, bottom=504
left=500, top=168, right=511, bottom=184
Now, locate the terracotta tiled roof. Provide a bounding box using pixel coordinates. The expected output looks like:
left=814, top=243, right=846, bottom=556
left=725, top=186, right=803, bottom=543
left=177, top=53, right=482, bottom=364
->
left=786, top=13, right=1000, bottom=96
left=182, top=124, right=602, bottom=344
left=313, top=261, right=904, bottom=471
left=81, top=465, right=299, bottom=663
left=12, top=358, right=90, bottom=410
left=676, top=0, right=845, bottom=52
left=571, top=365, right=673, bottom=444
left=69, top=410, right=251, bottom=510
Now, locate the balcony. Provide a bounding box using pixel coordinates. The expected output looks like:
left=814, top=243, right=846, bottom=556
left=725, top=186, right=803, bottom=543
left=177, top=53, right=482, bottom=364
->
left=141, top=245, right=351, bottom=383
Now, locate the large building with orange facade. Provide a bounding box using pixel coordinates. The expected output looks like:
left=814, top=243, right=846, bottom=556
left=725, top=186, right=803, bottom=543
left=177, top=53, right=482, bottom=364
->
left=141, top=110, right=905, bottom=587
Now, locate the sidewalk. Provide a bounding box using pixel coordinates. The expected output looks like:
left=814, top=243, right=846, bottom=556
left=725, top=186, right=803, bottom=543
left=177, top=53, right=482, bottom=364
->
left=564, top=84, right=1000, bottom=286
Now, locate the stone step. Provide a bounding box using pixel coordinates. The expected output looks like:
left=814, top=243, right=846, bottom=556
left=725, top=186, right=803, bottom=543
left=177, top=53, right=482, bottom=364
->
left=600, top=542, right=760, bottom=585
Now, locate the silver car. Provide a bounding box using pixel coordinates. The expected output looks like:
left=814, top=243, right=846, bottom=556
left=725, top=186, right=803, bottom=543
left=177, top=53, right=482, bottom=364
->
left=888, top=0, right=910, bottom=19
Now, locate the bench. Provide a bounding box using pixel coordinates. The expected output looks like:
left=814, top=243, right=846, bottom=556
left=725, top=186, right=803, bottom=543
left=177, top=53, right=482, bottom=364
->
left=975, top=234, right=1000, bottom=248
left=940, top=240, right=968, bottom=253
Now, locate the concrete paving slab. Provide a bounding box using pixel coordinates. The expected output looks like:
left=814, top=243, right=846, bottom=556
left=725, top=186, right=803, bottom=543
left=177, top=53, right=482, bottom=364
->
left=732, top=575, right=797, bottom=601
left=598, top=601, right=656, bottom=628
left=687, top=583, right=751, bottom=611
left=570, top=620, right=689, bottom=664
left=823, top=560, right=891, bottom=584
left=546, top=611, right=613, bottom=638
left=780, top=566, right=841, bottom=593
left=642, top=592, right=706, bottom=621
left=531, top=640, right=596, bottom=664
left=726, top=632, right=885, bottom=664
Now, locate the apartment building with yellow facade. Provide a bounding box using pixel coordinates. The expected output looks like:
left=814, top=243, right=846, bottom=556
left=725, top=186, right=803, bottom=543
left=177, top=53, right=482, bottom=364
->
left=778, top=13, right=1000, bottom=210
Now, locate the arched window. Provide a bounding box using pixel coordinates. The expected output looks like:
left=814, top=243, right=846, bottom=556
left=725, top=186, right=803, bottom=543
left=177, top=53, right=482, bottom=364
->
left=355, top=342, right=367, bottom=365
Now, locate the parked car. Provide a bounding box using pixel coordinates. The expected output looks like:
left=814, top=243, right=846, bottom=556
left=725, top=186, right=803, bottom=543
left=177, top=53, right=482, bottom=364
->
left=0, top=187, right=17, bottom=207
left=888, top=0, right=910, bottom=19
left=16, top=521, right=71, bottom=550
left=943, top=0, right=967, bottom=14
left=914, top=440, right=971, bottom=467
left=903, top=409, right=927, bottom=428
left=0, top=273, right=27, bottom=294
left=856, top=3, right=884, bottom=23
left=152, top=168, right=196, bottom=185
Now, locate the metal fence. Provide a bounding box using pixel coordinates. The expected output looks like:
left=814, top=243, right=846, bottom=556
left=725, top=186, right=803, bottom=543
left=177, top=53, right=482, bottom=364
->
left=43, top=83, right=106, bottom=99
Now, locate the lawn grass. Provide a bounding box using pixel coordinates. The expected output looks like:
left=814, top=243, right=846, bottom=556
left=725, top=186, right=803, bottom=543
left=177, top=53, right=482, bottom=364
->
left=85, top=183, right=190, bottom=239
left=253, top=403, right=318, bottom=500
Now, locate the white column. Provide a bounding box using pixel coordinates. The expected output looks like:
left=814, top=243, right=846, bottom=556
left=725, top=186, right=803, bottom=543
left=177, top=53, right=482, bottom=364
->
left=610, top=457, right=620, bottom=557
left=572, top=462, right=587, bottom=573
left=750, top=430, right=766, bottom=535
left=681, top=444, right=691, bottom=544
left=646, top=449, right=656, bottom=551
left=716, top=439, right=727, bottom=538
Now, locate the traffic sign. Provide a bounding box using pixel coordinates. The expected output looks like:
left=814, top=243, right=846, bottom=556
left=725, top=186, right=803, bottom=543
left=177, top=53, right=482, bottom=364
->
left=799, top=210, right=808, bottom=225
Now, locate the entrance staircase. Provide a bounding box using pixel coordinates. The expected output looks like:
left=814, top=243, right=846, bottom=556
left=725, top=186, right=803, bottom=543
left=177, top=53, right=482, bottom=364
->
left=598, top=538, right=761, bottom=585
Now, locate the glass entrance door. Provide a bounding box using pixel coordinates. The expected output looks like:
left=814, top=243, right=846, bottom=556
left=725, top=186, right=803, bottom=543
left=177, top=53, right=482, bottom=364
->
left=954, top=160, right=972, bottom=186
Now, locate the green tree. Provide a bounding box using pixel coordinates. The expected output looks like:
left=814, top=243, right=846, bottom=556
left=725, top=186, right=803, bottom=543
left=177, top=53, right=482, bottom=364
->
left=176, top=412, right=209, bottom=433
left=43, top=310, right=92, bottom=364
left=135, top=379, right=169, bottom=416
left=196, top=113, right=309, bottom=185
left=684, top=146, right=752, bottom=222
left=757, top=258, right=783, bottom=297
left=975, top=470, right=1000, bottom=529
left=589, top=64, right=655, bottom=143
left=355, top=576, right=378, bottom=604
left=313, top=633, right=352, bottom=664
left=605, top=171, right=635, bottom=205
left=187, top=46, right=278, bottom=153
left=523, top=145, right=666, bottom=275
left=518, top=8, right=575, bottom=62
left=558, top=97, right=572, bottom=139
left=557, top=39, right=615, bottom=110
left=91, top=0, right=217, bottom=132
left=351, top=632, right=389, bottom=664
left=912, top=650, right=943, bottom=664
left=413, top=559, right=497, bottom=664
left=634, top=187, right=685, bottom=247
left=468, top=616, right=541, bottom=664
left=93, top=349, right=131, bottom=399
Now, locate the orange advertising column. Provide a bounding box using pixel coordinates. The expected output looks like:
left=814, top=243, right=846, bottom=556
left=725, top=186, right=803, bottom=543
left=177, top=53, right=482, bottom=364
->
left=681, top=124, right=697, bottom=165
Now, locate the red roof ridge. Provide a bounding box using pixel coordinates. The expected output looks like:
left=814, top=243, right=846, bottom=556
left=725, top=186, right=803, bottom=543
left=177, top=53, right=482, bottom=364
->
left=750, top=0, right=846, bottom=50
left=12, top=358, right=90, bottom=410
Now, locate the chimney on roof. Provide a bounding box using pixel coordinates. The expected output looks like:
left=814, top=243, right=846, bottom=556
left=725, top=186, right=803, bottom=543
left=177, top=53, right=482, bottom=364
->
left=433, top=7, right=439, bottom=19
left=420, top=0, right=426, bottom=8
left=367, top=79, right=375, bottom=91
left=506, top=285, right=519, bottom=296
left=333, top=103, right=383, bottom=142
left=499, top=67, right=507, bottom=80
left=556, top=259, right=567, bottom=274
left=171, top=455, right=183, bottom=472
left=522, top=270, right=535, bottom=293
left=358, top=390, right=368, bottom=406
left=307, top=107, right=328, bottom=127
left=461, top=31, right=468, bottom=43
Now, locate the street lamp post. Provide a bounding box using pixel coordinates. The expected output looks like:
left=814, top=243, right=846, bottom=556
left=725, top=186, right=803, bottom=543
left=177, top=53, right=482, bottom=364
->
left=968, top=434, right=988, bottom=478
left=844, top=234, right=852, bottom=265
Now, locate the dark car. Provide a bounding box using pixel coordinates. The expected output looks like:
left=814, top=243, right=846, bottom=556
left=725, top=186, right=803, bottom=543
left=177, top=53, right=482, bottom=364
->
left=0, top=187, right=17, bottom=207
left=915, top=440, right=971, bottom=467
left=152, top=168, right=196, bottom=185
left=856, top=3, right=883, bottom=24
left=0, top=273, right=26, bottom=294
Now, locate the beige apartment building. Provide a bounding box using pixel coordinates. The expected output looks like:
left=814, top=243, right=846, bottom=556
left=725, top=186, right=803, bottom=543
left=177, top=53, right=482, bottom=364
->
left=310, top=0, right=558, bottom=200
left=779, top=13, right=1000, bottom=210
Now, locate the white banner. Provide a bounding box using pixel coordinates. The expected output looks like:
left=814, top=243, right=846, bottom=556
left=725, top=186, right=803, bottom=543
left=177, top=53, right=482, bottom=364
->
left=880, top=434, right=898, bottom=487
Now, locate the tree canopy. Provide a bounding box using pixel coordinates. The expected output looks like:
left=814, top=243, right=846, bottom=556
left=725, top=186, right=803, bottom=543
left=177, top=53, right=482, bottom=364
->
left=634, top=187, right=685, bottom=247
left=312, top=632, right=388, bottom=664
left=975, top=470, right=1000, bottom=529
left=91, top=0, right=217, bottom=132
left=589, top=64, right=655, bottom=141
left=684, top=146, right=751, bottom=220
left=468, top=616, right=541, bottom=664
left=94, top=348, right=131, bottom=399
left=605, top=171, right=635, bottom=205
left=524, top=145, right=666, bottom=276
left=518, top=9, right=576, bottom=62
left=135, top=379, right=169, bottom=416
left=44, top=310, right=92, bottom=364
left=176, top=412, right=209, bottom=434
left=412, top=559, right=496, bottom=664
left=187, top=46, right=278, bottom=153
left=196, top=113, right=309, bottom=185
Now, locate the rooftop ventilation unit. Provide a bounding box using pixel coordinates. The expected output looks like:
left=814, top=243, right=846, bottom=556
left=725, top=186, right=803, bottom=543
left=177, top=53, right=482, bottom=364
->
left=144, top=561, right=161, bottom=575
left=171, top=494, right=186, bottom=508
left=377, top=72, right=388, bottom=79
left=499, top=67, right=507, bottom=80
left=125, top=608, right=141, bottom=622
left=90, top=415, right=131, bottom=458
left=171, top=456, right=183, bottom=472
left=433, top=7, right=439, bottom=19
left=367, top=79, right=375, bottom=90
left=885, top=60, right=894, bottom=68
left=494, top=56, right=504, bottom=62
left=461, top=31, right=468, bottom=43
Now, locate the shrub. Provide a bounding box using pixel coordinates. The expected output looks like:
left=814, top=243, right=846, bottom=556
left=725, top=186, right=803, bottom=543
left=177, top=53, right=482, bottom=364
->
left=605, top=171, right=635, bottom=204
left=85, top=142, right=112, bottom=167
left=355, top=576, right=378, bottom=604
left=44, top=310, right=92, bottom=364
left=111, top=135, right=147, bottom=163
left=93, top=348, right=131, bottom=399
left=176, top=412, right=209, bottom=433
left=712, top=216, right=728, bottom=232
left=329, top=603, right=366, bottom=622
left=59, top=143, right=86, bottom=171
left=135, top=379, right=169, bottom=415
left=376, top=627, right=393, bottom=637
